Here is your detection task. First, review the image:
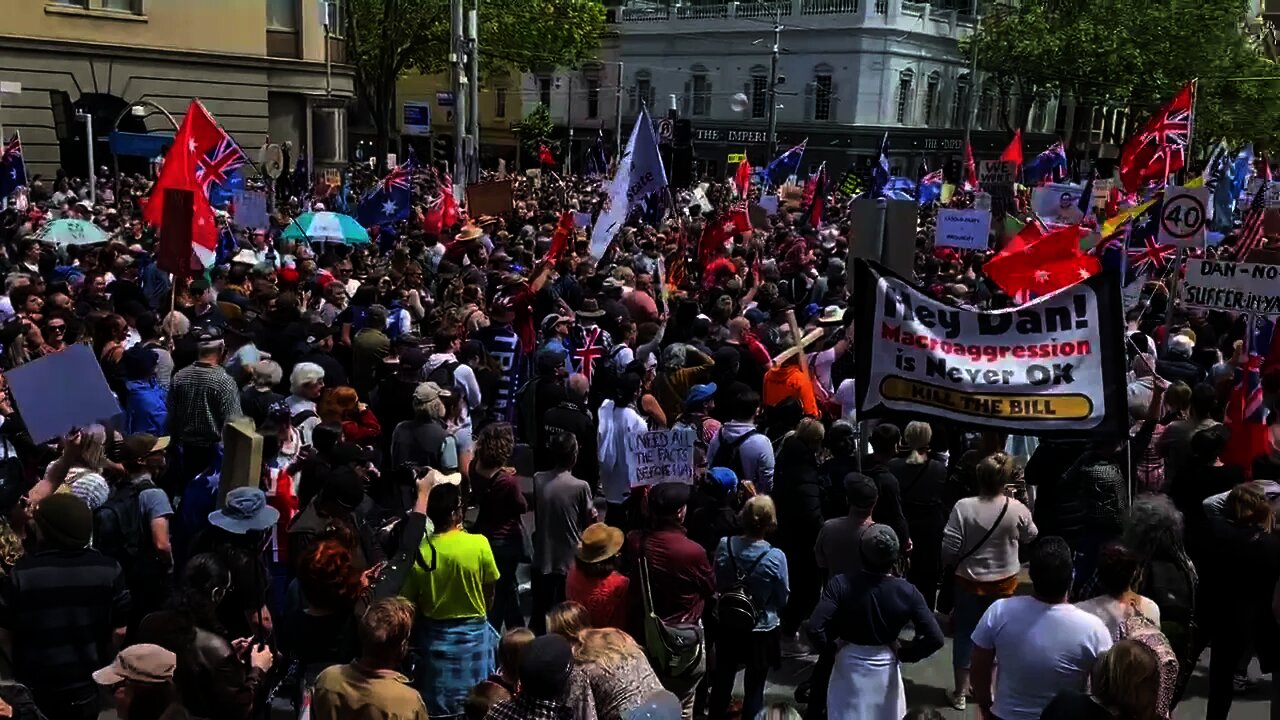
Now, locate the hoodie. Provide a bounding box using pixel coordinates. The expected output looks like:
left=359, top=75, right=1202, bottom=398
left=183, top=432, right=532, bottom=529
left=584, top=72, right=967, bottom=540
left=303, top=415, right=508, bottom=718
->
left=597, top=399, right=647, bottom=504
left=706, top=421, right=776, bottom=493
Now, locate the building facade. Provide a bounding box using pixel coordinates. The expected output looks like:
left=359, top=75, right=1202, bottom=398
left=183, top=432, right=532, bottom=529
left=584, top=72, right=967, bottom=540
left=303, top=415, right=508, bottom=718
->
left=395, top=67, right=528, bottom=170
left=619, top=0, right=1059, bottom=181
left=0, top=0, right=354, bottom=179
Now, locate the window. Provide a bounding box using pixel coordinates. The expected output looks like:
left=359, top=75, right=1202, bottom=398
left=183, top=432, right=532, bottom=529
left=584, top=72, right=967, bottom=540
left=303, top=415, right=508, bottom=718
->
left=539, top=77, right=552, bottom=109
left=924, top=71, right=940, bottom=126
left=691, top=65, right=710, bottom=117
left=1030, top=95, right=1048, bottom=131
left=327, top=0, right=343, bottom=34
left=102, top=0, right=138, bottom=10
left=632, top=70, right=653, bottom=114
left=266, top=0, right=297, bottom=30
left=814, top=72, right=833, bottom=121
left=49, top=0, right=87, bottom=6
left=496, top=87, right=507, bottom=119
left=750, top=66, right=768, bottom=119
left=950, top=74, right=970, bottom=128
left=895, top=69, right=914, bottom=124
left=978, top=87, right=994, bottom=128
left=875, top=0, right=888, bottom=13
left=587, top=79, right=600, bottom=119
left=997, top=89, right=1010, bottom=128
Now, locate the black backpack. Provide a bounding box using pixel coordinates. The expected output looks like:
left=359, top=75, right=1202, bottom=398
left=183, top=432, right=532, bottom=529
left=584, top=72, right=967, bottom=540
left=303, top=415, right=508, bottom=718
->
left=425, top=359, right=460, bottom=390
left=94, top=481, right=152, bottom=573
left=718, top=536, right=768, bottom=634
left=711, top=428, right=760, bottom=480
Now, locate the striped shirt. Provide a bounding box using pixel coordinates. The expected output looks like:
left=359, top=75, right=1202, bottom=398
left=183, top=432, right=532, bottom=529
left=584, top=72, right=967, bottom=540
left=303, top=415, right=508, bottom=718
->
left=0, top=548, right=130, bottom=692
left=168, top=361, right=242, bottom=445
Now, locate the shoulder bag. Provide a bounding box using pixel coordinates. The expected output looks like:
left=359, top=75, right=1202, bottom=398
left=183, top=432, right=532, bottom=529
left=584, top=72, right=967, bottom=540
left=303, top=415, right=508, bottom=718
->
left=936, top=497, right=1009, bottom=615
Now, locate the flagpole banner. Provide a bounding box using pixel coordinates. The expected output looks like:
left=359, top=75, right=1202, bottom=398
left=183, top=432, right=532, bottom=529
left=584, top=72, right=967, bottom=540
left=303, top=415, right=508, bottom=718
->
left=589, top=107, right=668, bottom=260
left=1181, top=260, right=1280, bottom=314
left=934, top=208, right=992, bottom=250
left=853, top=260, right=1127, bottom=434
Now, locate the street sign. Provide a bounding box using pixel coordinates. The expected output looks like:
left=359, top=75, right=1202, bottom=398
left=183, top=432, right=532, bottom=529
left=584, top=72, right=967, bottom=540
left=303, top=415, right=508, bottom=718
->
left=656, top=118, right=674, bottom=143
left=1158, top=185, right=1209, bottom=248
left=727, top=153, right=745, bottom=164
left=436, top=91, right=454, bottom=107
left=402, top=101, right=431, bottom=137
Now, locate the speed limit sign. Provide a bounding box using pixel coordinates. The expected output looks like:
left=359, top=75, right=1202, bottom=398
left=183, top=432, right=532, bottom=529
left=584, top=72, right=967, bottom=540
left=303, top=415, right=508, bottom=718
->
left=1157, top=185, right=1209, bottom=248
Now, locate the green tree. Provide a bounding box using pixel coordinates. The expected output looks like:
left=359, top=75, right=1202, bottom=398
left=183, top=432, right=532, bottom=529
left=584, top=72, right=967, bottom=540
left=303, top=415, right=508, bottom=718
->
left=347, top=0, right=606, bottom=169
left=966, top=0, right=1280, bottom=151
left=513, top=103, right=555, bottom=158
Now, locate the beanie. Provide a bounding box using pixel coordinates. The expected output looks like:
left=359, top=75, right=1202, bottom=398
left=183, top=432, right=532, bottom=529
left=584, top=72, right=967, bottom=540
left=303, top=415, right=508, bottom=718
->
left=35, top=493, right=93, bottom=549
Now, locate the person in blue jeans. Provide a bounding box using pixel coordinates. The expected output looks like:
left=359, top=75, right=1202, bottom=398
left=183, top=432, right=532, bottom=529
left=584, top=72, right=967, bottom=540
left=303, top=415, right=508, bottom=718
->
left=709, top=495, right=790, bottom=720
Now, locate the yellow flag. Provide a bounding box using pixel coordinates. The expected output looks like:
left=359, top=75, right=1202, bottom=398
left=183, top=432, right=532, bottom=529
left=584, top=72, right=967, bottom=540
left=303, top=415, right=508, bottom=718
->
left=1100, top=176, right=1204, bottom=237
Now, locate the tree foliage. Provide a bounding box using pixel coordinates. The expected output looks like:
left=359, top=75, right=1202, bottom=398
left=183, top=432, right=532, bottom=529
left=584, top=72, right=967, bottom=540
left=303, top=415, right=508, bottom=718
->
left=347, top=0, right=606, bottom=164
left=967, top=0, right=1280, bottom=149
left=514, top=104, right=556, bottom=156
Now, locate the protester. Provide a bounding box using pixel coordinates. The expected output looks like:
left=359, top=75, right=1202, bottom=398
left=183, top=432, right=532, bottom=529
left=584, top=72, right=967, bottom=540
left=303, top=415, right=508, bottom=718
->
left=887, top=421, right=948, bottom=608
left=969, top=537, right=1113, bottom=720
left=92, top=643, right=186, bottom=720
left=311, top=597, right=429, bottom=720
left=483, top=634, right=576, bottom=720
left=532, top=431, right=598, bottom=634
left=470, top=421, right=528, bottom=632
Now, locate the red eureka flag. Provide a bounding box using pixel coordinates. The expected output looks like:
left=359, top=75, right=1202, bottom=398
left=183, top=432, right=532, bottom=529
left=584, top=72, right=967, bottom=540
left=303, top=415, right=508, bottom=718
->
left=983, top=224, right=1098, bottom=298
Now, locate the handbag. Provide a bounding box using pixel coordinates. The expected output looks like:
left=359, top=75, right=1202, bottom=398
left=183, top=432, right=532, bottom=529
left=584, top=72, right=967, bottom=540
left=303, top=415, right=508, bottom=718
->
left=638, top=539, right=704, bottom=678
left=936, top=498, right=1009, bottom=615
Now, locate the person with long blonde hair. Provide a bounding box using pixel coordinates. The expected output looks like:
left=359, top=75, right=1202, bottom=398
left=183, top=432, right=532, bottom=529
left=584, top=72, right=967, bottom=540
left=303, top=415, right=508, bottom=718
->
left=1041, top=639, right=1161, bottom=720
left=888, top=421, right=948, bottom=610
left=549, top=600, right=665, bottom=720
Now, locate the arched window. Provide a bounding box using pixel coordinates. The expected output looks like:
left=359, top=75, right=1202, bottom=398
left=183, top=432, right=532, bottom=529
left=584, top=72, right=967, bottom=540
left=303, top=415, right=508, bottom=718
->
left=924, top=71, right=941, bottom=126
left=896, top=69, right=914, bottom=124
left=950, top=74, right=970, bottom=128
left=749, top=65, right=768, bottom=119
left=813, top=63, right=834, bottom=121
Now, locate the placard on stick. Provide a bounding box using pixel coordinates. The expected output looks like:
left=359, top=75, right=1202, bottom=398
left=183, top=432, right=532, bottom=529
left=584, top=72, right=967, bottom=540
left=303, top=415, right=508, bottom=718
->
left=465, top=179, right=514, bottom=217
left=5, top=344, right=122, bottom=444
left=934, top=208, right=992, bottom=250
left=627, top=427, right=696, bottom=486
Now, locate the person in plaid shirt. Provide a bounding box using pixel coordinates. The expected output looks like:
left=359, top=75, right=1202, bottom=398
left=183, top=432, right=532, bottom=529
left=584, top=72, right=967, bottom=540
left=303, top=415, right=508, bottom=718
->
left=483, top=634, right=574, bottom=720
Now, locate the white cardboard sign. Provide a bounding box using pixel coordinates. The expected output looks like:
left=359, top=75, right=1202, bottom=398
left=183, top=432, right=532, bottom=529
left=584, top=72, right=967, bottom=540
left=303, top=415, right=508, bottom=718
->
left=934, top=208, right=993, bottom=251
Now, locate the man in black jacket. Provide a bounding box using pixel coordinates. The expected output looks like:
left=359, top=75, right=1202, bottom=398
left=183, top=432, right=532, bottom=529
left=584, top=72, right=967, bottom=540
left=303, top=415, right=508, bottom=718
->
left=539, top=373, right=598, bottom=487
left=862, top=423, right=911, bottom=557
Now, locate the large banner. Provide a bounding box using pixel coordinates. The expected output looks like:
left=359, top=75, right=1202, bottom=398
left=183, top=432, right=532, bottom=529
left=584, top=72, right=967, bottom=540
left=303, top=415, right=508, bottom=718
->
left=1181, top=259, right=1280, bottom=314
left=853, top=260, right=1127, bottom=434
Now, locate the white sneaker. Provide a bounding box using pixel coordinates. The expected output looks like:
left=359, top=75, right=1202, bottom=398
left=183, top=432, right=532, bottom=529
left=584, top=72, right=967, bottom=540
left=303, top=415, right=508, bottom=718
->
left=948, top=691, right=967, bottom=711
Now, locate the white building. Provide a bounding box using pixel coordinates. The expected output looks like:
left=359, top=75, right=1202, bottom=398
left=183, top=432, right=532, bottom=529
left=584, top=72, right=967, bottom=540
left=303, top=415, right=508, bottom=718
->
left=618, top=0, right=1060, bottom=181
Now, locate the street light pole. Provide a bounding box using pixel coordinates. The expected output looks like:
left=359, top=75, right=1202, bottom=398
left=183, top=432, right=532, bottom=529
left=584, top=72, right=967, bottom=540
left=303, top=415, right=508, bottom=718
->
left=765, top=6, right=782, bottom=159
left=962, top=0, right=980, bottom=156
left=566, top=75, right=574, bottom=175
left=614, top=60, right=624, bottom=164
left=466, top=0, right=480, bottom=182
left=76, top=112, right=96, bottom=203
left=450, top=0, right=467, bottom=197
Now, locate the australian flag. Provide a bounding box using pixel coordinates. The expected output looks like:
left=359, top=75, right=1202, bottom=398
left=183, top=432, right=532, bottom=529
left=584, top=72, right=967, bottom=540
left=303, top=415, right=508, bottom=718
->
left=918, top=169, right=943, bottom=205
left=1099, top=193, right=1170, bottom=286
left=357, top=148, right=417, bottom=227
left=1023, top=142, right=1067, bottom=186
left=195, top=135, right=248, bottom=208
left=0, top=133, right=27, bottom=199
left=763, top=141, right=806, bottom=186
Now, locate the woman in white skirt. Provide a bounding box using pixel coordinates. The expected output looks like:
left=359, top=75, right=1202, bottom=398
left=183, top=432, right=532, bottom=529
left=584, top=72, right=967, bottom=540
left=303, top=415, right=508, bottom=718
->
left=808, top=523, right=944, bottom=720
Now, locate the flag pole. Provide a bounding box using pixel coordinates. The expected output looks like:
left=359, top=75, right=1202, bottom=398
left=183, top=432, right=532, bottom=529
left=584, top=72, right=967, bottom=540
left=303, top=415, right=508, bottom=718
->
left=1161, top=79, right=1196, bottom=347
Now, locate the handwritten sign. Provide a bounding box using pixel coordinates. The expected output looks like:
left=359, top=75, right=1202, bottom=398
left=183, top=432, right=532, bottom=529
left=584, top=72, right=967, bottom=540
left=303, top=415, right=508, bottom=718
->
left=628, top=427, right=696, bottom=487
left=934, top=208, right=992, bottom=250
left=837, top=169, right=864, bottom=198
left=978, top=160, right=1016, bottom=186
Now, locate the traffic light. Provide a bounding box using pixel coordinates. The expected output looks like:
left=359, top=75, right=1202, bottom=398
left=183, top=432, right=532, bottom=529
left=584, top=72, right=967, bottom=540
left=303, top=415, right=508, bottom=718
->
left=433, top=134, right=455, bottom=170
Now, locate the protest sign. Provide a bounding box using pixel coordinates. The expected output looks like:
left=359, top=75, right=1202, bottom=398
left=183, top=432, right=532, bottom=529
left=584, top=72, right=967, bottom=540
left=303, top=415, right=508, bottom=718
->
left=837, top=169, right=864, bottom=198
left=1158, top=185, right=1208, bottom=248
left=574, top=211, right=594, bottom=228
left=466, top=179, right=514, bottom=217
left=853, top=260, right=1127, bottom=434
left=628, top=427, right=696, bottom=486
left=758, top=194, right=779, bottom=216
left=1266, top=183, right=1280, bottom=209
left=934, top=208, right=992, bottom=250
left=1181, top=259, right=1280, bottom=314
left=6, top=344, right=123, bottom=444
left=1031, top=184, right=1087, bottom=227
left=978, top=160, right=1016, bottom=186
left=232, top=190, right=269, bottom=230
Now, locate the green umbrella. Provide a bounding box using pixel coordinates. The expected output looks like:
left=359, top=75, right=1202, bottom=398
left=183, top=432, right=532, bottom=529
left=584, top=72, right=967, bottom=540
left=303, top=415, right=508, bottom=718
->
left=280, top=212, right=371, bottom=245
left=36, top=218, right=110, bottom=247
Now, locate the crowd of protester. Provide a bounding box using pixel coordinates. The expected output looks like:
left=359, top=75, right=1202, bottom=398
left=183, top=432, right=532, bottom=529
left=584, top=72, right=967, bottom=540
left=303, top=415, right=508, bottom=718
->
left=0, top=158, right=1274, bottom=720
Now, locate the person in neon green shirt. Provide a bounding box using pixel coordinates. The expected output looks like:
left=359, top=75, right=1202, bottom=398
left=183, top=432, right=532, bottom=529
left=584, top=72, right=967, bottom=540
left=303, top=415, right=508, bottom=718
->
left=401, top=482, right=500, bottom=717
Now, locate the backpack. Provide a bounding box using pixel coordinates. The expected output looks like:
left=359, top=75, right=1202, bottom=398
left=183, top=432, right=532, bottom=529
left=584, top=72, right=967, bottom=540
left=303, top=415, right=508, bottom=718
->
left=124, top=378, right=167, bottom=436
left=425, top=359, right=460, bottom=390
left=94, top=481, right=152, bottom=573
left=711, top=428, right=760, bottom=481
left=718, top=536, right=768, bottom=634
left=291, top=409, right=319, bottom=428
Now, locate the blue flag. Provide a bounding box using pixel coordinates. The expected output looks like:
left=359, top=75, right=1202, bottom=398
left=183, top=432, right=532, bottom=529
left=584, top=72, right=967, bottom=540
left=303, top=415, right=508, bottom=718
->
left=918, top=169, right=943, bottom=205
left=0, top=133, right=27, bottom=199
left=872, top=133, right=890, bottom=197
left=356, top=148, right=417, bottom=227
left=1023, top=142, right=1067, bottom=186
left=1232, top=144, right=1254, bottom=199
left=1211, top=151, right=1236, bottom=232
left=763, top=141, right=806, bottom=186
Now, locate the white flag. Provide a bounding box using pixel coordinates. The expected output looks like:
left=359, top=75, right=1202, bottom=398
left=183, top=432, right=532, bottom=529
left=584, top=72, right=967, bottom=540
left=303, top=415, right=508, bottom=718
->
left=589, top=107, right=668, bottom=260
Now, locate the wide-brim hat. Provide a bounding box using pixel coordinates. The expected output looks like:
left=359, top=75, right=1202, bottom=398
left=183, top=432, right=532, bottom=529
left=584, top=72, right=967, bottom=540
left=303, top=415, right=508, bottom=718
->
left=208, top=487, right=279, bottom=534
left=816, top=305, right=845, bottom=326
left=231, top=249, right=259, bottom=265
left=577, top=523, right=624, bottom=564
left=577, top=298, right=606, bottom=318
left=456, top=224, right=484, bottom=242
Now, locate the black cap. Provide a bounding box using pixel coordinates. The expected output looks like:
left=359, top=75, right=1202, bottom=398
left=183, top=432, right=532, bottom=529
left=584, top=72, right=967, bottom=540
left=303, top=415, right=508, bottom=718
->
left=649, top=481, right=692, bottom=516
left=330, top=441, right=374, bottom=467
left=518, top=635, right=574, bottom=699
left=321, top=465, right=366, bottom=510
left=844, top=472, right=879, bottom=510
left=121, top=345, right=159, bottom=380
